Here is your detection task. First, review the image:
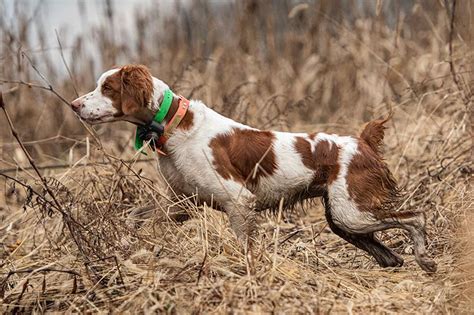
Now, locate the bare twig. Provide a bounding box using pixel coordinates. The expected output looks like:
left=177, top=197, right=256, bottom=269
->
left=1, top=92, right=62, bottom=208
left=0, top=172, right=59, bottom=212
left=0, top=268, right=80, bottom=299
left=20, top=53, right=70, bottom=105
left=0, top=157, right=154, bottom=174
left=1, top=86, right=19, bottom=94
left=0, top=91, right=100, bottom=256
left=448, top=0, right=470, bottom=105
left=0, top=78, right=58, bottom=92
left=19, top=51, right=103, bottom=148
left=55, top=29, right=79, bottom=98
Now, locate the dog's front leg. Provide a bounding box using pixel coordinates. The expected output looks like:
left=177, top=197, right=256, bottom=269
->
left=225, top=200, right=257, bottom=245
left=165, top=194, right=192, bottom=222
left=222, top=191, right=258, bottom=275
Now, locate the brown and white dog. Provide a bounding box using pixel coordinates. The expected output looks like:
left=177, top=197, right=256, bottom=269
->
left=71, top=64, right=436, bottom=272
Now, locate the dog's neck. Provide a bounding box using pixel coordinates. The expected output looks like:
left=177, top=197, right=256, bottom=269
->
left=150, top=77, right=171, bottom=113
left=148, top=77, right=186, bottom=126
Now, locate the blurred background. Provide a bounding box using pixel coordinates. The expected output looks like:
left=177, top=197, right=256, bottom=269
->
left=0, top=1, right=472, bottom=312
left=1, top=0, right=471, bottom=168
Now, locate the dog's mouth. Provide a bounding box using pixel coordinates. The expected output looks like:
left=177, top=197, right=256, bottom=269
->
left=74, top=108, right=145, bottom=126
left=80, top=114, right=118, bottom=125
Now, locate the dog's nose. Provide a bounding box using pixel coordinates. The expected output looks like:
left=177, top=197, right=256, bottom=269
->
left=71, top=98, right=83, bottom=111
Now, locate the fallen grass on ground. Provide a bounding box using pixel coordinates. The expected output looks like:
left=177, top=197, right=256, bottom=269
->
left=0, top=88, right=471, bottom=313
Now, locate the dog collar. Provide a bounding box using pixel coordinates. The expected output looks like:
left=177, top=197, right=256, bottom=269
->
left=134, top=91, right=190, bottom=154
left=153, top=89, right=173, bottom=123
left=134, top=89, right=173, bottom=151
left=157, top=96, right=190, bottom=147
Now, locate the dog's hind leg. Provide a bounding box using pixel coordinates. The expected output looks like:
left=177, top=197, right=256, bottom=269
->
left=323, top=193, right=436, bottom=271
left=386, top=212, right=437, bottom=272
left=323, top=194, right=404, bottom=267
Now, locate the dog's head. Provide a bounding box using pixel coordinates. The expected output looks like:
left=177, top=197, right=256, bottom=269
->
left=71, top=64, right=157, bottom=124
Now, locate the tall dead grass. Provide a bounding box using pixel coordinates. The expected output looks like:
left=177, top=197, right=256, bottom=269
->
left=0, top=0, right=472, bottom=313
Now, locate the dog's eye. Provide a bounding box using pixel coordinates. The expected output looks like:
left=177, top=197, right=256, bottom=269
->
left=103, top=84, right=112, bottom=91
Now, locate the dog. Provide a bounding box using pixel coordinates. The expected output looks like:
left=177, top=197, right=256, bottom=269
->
left=71, top=64, right=436, bottom=272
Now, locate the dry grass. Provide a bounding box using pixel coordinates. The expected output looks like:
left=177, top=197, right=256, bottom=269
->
left=0, top=0, right=472, bottom=313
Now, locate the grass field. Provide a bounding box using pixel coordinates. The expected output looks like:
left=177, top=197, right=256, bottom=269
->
left=0, top=0, right=472, bottom=313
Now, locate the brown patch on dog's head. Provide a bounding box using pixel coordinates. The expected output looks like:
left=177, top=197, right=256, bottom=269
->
left=294, top=136, right=340, bottom=185
left=100, top=70, right=122, bottom=110
left=210, top=129, right=277, bottom=186
left=101, top=64, right=154, bottom=120
left=119, top=65, right=154, bottom=115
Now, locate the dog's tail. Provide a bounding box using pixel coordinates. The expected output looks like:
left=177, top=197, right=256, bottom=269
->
left=360, top=110, right=393, bottom=156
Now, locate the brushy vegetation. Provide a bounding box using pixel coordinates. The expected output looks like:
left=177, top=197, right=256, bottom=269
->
left=0, top=0, right=472, bottom=313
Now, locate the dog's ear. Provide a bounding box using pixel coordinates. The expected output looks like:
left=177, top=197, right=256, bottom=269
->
left=120, top=64, right=153, bottom=115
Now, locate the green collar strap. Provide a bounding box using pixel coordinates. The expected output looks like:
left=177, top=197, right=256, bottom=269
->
left=153, top=89, right=173, bottom=123
left=134, top=89, right=173, bottom=151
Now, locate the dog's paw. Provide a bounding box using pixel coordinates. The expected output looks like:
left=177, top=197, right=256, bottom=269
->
left=418, top=256, right=437, bottom=273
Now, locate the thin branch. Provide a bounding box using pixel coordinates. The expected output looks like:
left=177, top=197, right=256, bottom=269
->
left=0, top=91, right=95, bottom=254
left=55, top=29, right=79, bottom=98
left=19, top=51, right=104, bottom=148
left=0, top=78, right=57, bottom=92
left=2, top=86, right=19, bottom=94
left=0, top=158, right=155, bottom=174
left=0, top=172, right=60, bottom=212
left=448, top=0, right=470, bottom=105
left=0, top=268, right=80, bottom=277
left=20, top=52, right=69, bottom=104
left=0, top=170, right=123, bottom=258
left=0, top=92, right=62, bottom=209
left=0, top=268, right=80, bottom=299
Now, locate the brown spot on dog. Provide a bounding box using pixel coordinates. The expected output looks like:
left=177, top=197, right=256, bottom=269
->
left=346, top=140, right=400, bottom=217
left=177, top=105, right=194, bottom=131
left=294, top=136, right=340, bottom=185
left=161, top=96, right=194, bottom=131
left=101, top=65, right=154, bottom=121
left=101, top=70, right=122, bottom=111
left=210, top=129, right=277, bottom=186
left=119, top=65, right=154, bottom=115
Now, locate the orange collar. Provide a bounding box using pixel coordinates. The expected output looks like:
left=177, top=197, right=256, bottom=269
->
left=155, top=96, right=190, bottom=155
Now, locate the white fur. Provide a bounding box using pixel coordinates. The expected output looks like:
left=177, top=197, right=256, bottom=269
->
left=158, top=100, right=249, bottom=206
left=71, top=69, right=120, bottom=123
left=322, top=134, right=378, bottom=233
left=150, top=78, right=170, bottom=112
left=254, top=131, right=314, bottom=206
